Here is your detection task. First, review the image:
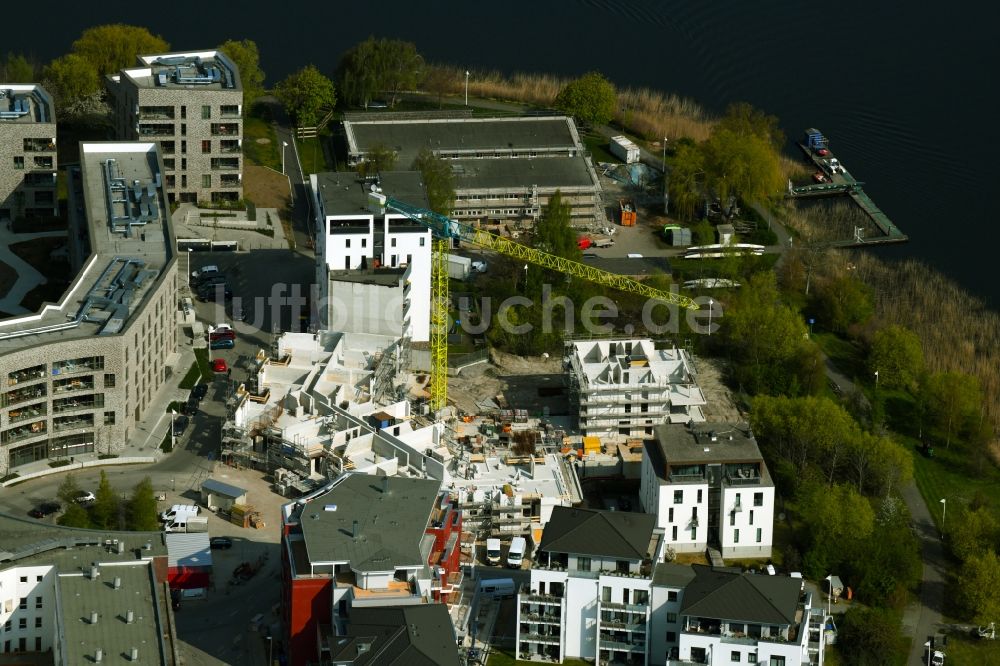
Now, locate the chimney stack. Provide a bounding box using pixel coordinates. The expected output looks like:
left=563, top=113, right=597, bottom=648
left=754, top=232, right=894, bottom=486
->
left=126, top=610, right=134, bottom=624
left=130, top=648, right=139, bottom=662
left=90, top=611, right=99, bottom=625
left=113, top=577, right=121, bottom=590
left=352, top=520, right=360, bottom=538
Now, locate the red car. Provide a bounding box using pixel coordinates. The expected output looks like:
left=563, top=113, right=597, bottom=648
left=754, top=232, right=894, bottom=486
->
left=816, top=148, right=830, bottom=157
left=812, top=172, right=829, bottom=183
left=212, top=359, right=228, bottom=373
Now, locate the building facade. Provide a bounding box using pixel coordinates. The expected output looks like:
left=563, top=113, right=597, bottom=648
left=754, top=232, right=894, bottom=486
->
left=109, top=50, right=243, bottom=204
left=640, top=424, right=775, bottom=560
left=0, top=142, right=178, bottom=475
left=516, top=506, right=665, bottom=665
left=343, top=115, right=604, bottom=227
left=568, top=339, right=707, bottom=440
left=0, top=84, right=57, bottom=223
left=311, top=172, right=432, bottom=342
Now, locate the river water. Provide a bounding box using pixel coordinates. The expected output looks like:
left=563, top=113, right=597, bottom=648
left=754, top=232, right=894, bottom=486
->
left=17, top=1, right=998, bottom=307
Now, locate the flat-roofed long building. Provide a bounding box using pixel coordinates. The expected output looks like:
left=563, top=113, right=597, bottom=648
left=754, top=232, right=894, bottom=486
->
left=343, top=115, right=604, bottom=226
left=108, top=50, right=243, bottom=204
left=0, top=142, right=178, bottom=475
left=0, top=84, right=57, bottom=223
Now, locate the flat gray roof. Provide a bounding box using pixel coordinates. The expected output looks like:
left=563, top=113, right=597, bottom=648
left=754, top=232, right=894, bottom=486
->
left=328, top=268, right=406, bottom=287
left=201, top=478, right=246, bottom=499
left=121, top=50, right=241, bottom=91
left=653, top=423, right=765, bottom=465
left=299, top=474, right=441, bottom=573
left=452, top=155, right=598, bottom=191
left=346, top=116, right=578, bottom=167
left=0, top=512, right=167, bottom=564
left=0, top=142, right=174, bottom=351
left=316, top=171, right=430, bottom=218
left=0, top=84, right=55, bottom=124
left=59, top=563, right=168, bottom=665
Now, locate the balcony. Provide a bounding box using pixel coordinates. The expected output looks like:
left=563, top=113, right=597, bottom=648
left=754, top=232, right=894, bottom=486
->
left=23, top=138, right=56, bottom=152
left=211, top=123, right=239, bottom=136
left=161, top=142, right=176, bottom=155
left=53, top=376, right=94, bottom=394
left=519, top=632, right=561, bottom=645
left=601, top=602, right=648, bottom=615
left=522, top=592, right=563, bottom=605
left=8, top=403, right=47, bottom=424
left=220, top=105, right=241, bottom=118
left=53, top=414, right=94, bottom=433
left=3, top=384, right=46, bottom=408
left=211, top=158, right=240, bottom=170
left=220, top=140, right=241, bottom=153
left=139, top=106, right=175, bottom=120
left=8, top=365, right=46, bottom=386
left=53, top=394, right=104, bottom=414
left=31, top=156, right=54, bottom=170
left=52, top=357, right=104, bottom=375
left=24, top=172, right=56, bottom=187
left=1, top=420, right=46, bottom=445
left=139, top=123, right=174, bottom=136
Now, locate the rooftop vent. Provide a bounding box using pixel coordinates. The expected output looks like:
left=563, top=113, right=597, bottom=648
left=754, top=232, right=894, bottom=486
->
left=126, top=610, right=134, bottom=624
left=90, top=611, right=99, bottom=625
left=90, top=565, right=100, bottom=580
left=95, top=649, right=103, bottom=663
left=130, top=648, right=139, bottom=662
left=324, top=504, right=338, bottom=512
left=113, top=577, right=121, bottom=590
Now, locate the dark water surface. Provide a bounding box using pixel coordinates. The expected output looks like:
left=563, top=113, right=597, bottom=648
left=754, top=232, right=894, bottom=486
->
left=11, top=1, right=997, bottom=307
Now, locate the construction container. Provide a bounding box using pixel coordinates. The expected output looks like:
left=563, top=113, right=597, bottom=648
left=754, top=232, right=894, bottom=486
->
left=582, top=436, right=602, bottom=454
left=446, top=254, right=471, bottom=280
left=230, top=503, right=254, bottom=528
left=619, top=199, right=637, bottom=226
left=609, top=136, right=640, bottom=164
left=668, top=228, right=692, bottom=246
left=804, top=128, right=828, bottom=151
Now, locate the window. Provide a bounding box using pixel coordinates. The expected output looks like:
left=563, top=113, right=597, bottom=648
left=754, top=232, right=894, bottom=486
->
left=361, top=238, right=367, bottom=248
left=181, top=140, right=187, bottom=154
left=420, top=237, right=426, bottom=246
left=666, top=612, right=677, bottom=622
left=731, top=651, right=741, bottom=662
left=34, top=617, right=42, bottom=628
left=34, top=596, right=42, bottom=609
left=697, top=489, right=703, bottom=503
left=202, top=105, right=211, bottom=119
left=730, top=510, right=736, bottom=526
left=19, top=576, right=27, bottom=583
left=35, top=637, right=42, bottom=651
left=671, top=526, right=678, bottom=540
left=754, top=492, right=764, bottom=507
left=202, top=140, right=211, bottom=153
left=601, top=586, right=611, bottom=603
left=346, top=239, right=351, bottom=248
left=13, top=156, right=24, bottom=169
left=18, top=618, right=26, bottom=630
left=391, top=237, right=397, bottom=247
left=181, top=123, right=187, bottom=136
left=181, top=175, right=187, bottom=188
left=180, top=106, right=187, bottom=119
left=668, top=507, right=674, bottom=522
left=769, top=658, right=786, bottom=666
left=734, top=529, right=740, bottom=543
left=35, top=575, right=42, bottom=582
left=577, top=556, right=591, bottom=572
left=667, top=590, right=678, bottom=602
left=4, top=620, right=10, bottom=631
left=104, top=411, right=116, bottom=426
left=750, top=510, right=754, bottom=525
left=673, top=490, right=683, bottom=504
left=202, top=174, right=212, bottom=188
left=181, top=158, right=187, bottom=170
left=104, top=373, right=116, bottom=387
left=756, top=528, right=763, bottom=543
left=19, top=597, right=27, bottom=610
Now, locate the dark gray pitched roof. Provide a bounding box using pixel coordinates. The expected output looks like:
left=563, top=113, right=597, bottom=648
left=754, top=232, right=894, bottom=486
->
left=330, top=604, right=459, bottom=665
left=540, top=506, right=656, bottom=560
left=299, top=474, right=441, bottom=572
left=652, top=562, right=697, bottom=588
left=680, top=565, right=801, bottom=625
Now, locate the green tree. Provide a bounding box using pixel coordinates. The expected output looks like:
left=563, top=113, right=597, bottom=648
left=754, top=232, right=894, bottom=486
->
left=837, top=607, right=906, bottom=666
left=920, top=371, right=981, bottom=447
left=2, top=52, right=35, bottom=82
left=127, top=476, right=160, bottom=531
left=91, top=470, right=121, bottom=530
left=847, top=497, right=921, bottom=607
left=274, top=65, right=337, bottom=127
left=42, top=54, right=100, bottom=112
left=716, top=101, right=785, bottom=150
left=947, top=505, right=1000, bottom=562
left=71, top=23, right=169, bottom=76
left=218, top=39, right=265, bottom=110
left=411, top=148, right=455, bottom=216
left=797, top=481, right=874, bottom=578
left=702, top=128, right=785, bottom=207
left=337, top=37, right=424, bottom=108
left=667, top=143, right=706, bottom=221
left=58, top=503, right=92, bottom=529
left=814, top=274, right=874, bottom=334
left=553, top=72, right=617, bottom=126
left=533, top=192, right=579, bottom=260
left=957, top=550, right=1000, bottom=623
left=868, top=325, right=924, bottom=392
left=357, top=143, right=397, bottom=179
left=57, top=473, right=81, bottom=505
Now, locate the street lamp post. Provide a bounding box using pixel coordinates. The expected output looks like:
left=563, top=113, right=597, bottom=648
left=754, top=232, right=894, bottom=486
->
left=170, top=410, right=176, bottom=450
left=824, top=575, right=832, bottom=618
left=707, top=299, right=714, bottom=336
left=207, top=325, right=214, bottom=362
left=266, top=636, right=273, bottom=666
left=465, top=71, right=470, bottom=106
left=940, top=498, right=946, bottom=536
left=281, top=141, right=289, bottom=175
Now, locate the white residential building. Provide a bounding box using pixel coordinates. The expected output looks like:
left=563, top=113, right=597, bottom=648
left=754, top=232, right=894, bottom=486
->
left=640, top=424, right=774, bottom=560
left=567, top=339, right=706, bottom=440
left=516, top=506, right=666, bottom=664
left=659, top=565, right=826, bottom=666
left=310, top=171, right=432, bottom=342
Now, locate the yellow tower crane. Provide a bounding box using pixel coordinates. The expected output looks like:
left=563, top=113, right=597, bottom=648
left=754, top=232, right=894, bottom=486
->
left=369, top=193, right=699, bottom=412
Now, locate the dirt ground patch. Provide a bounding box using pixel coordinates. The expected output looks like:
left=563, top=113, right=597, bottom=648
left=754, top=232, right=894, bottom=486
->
left=244, top=164, right=291, bottom=211
left=694, top=356, right=745, bottom=422
left=0, top=260, right=17, bottom=300
left=448, top=349, right=567, bottom=417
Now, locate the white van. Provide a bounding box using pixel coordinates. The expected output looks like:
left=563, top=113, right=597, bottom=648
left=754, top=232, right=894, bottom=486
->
left=486, top=538, right=502, bottom=565
left=478, top=578, right=515, bottom=599
left=507, top=537, right=526, bottom=569
left=161, top=504, right=199, bottom=523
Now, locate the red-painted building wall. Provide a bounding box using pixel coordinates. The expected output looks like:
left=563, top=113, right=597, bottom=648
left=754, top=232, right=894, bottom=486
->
left=282, top=523, right=333, bottom=666
left=425, top=495, right=463, bottom=603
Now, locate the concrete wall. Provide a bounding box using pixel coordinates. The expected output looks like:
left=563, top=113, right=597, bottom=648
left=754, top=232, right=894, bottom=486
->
left=0, top=85, right=58, bottom=220
left=720, top=485, right=774, bottom=559
left=0, top=564, right=56, bottom=653
left=327, top=278, right=407, bottom=340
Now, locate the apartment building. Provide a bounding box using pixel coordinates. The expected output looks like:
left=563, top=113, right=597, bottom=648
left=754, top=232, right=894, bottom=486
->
left=311, top=171, right=432, bottom=342
left=568, top=339, right=707, bottom=440
left=343, top=115, right=604, bottom=226
left=109, top=50, right=242, bottom=204
left=280, top=474, right=458, bottom=666
left=640, top=423, right=774, bottom=560
left=0, top=142, right=177, bottom=475
left=0, top=84, right=57, bottom=223
left=516, top=506, right=665, bottom=665
left=0, top=514, right=176, bottom=663
left=327, top=604, right=460, bottom=665
left=658, top=565, right=825, bottom=666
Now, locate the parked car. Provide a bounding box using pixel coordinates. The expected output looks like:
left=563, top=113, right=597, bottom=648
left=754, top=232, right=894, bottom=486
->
left=29, top=502, right=61, bottom=518
left=191, top=265, right=220, bottom=281
left=74, top=490, right=96, bottom=504
left=212, top=359, right=228, bottom=373
left=210, top=537, right=234, bottom=550
left=172, top=415, right=189, bottom=437
left=197, top=284, right=232, bottom=302
left=186, top=396, right=200, bottom=414
left=192, top=383, right=208, bottom=401
left=816, top=148, right=830, bottom=157
left=210, top=338, right=235, bottom=350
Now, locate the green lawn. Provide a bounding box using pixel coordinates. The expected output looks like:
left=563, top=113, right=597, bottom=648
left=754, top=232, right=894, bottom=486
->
left=909, top=433, right=1000, bottom=530
left=194, top=348, right=213, bottom=380
left=942, top=633, right=1000, bottom=665
left=295, top=133, right=333, bottom=176
left=488, top=650, right=588, bottom=666
left=813, top=331, right=866, bottom=382
left=581, top=132, right=617, bottom=164
left=243, top=115, right=281, bottom=171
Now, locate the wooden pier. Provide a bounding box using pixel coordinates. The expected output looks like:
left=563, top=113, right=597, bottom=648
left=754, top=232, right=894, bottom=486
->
left=789, top=133, right=908, bottom=246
